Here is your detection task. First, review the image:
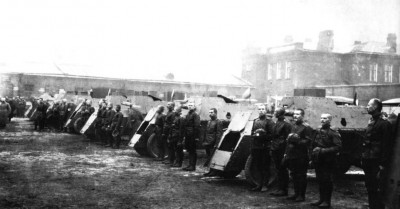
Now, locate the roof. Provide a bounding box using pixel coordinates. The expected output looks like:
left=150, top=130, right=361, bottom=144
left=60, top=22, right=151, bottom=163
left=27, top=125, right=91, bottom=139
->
left=0, top=62, right=252, bottom=87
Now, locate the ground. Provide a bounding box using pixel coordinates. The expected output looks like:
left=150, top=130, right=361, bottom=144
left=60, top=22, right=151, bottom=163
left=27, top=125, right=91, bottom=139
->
left=0, top=118, right=369, bottom=209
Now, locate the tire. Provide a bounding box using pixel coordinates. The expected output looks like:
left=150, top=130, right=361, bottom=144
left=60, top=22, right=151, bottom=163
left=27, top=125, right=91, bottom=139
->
left=219, top=170, right=242, bottom=179
left=146, top=133, right=169, bottom=159
left=134, top=147, right=150, bottom=156
left=73, top=117, right=85, bottom=133
left=244, top=154, right=272, bottom=187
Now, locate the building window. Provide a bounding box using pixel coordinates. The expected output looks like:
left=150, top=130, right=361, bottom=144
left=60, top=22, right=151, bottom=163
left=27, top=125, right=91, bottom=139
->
left=285, top=62, right=291, bottom=79
left=384, top=65, right=393, bottom=82
left=24, top=84, right=34, bottom=91
left=369, top=64, right=378, bottom=82
left=267, top=64, right=272, bottom=80
left=276, top=62, right=282, bottom=80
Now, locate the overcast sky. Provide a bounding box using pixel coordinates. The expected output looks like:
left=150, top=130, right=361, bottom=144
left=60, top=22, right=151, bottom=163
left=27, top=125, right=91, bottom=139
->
left=0, top=0, right=399, bottom=81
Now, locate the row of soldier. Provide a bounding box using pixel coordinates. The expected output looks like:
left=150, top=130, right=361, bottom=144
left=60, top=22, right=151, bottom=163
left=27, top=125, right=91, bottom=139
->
left=151, top=102, right=231, bottom=171
left=245, top=99, right=392, bottom=209
left=2, top=95, right=391, bottom=209
left=0, top=96, right=27, bottom=128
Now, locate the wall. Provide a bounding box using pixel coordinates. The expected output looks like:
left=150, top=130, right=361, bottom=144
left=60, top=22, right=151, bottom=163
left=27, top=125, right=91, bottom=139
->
left=0, top=73, right=249, bottom=100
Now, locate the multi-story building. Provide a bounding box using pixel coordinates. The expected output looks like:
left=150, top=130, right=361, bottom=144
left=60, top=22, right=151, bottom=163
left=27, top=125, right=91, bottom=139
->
left=242, top=31, right=400, bottom=105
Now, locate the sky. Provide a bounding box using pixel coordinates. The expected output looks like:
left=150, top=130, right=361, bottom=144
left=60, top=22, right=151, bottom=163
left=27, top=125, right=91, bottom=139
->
left=0, top=0, right=399, bottom=82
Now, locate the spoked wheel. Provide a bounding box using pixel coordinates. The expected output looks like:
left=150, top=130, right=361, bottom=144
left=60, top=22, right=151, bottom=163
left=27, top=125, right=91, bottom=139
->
left=147, top=133, right=169, bottom=159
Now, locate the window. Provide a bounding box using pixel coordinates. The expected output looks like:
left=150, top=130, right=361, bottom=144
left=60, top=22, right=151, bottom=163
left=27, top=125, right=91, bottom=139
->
left=285, top=62, right=291, bottom=79
left=384, top=65, right=393, bottom=82
left=24, top=84, right=34, bottom=91
left=267, top=64, right=272, bottom=80
left=369, top=64, right=378, bottom=82
left=276, top=62, right=282, bottom=80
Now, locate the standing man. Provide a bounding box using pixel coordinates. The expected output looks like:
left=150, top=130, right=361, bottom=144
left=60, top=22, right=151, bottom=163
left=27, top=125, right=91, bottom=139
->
left=110, top=105, right=124, bottom=149
left=35, top=98, right=48, bottom=131
left=203, top=108, right=223, bottom=167
left=270, top=107, right=292, bottom=197
left=95, top=100, right=107, bottom=142
left=284, top=108, right=313, bottom=202
left=162, top=102, right=175, bottom=164
left=169, top=106, right=185, bottom=167
left=250, top=104, right=274, bottom=191
left=182, top=102, right=201, bottom=171
left=0, top=98, right=11, bottom=129
left=362, top=98, right=392, bottom=209
left=57, top=99, right=68, bottom=131
left=153, top=105, right=166, bottom=161
left=311, top=113, right=342, bottom=208
left=103, top=103, right=116, bottom=147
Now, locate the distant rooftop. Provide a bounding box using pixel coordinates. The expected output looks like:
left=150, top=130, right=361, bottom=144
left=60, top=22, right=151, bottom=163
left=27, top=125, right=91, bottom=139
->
left=0, top=62, right=252, bottom=87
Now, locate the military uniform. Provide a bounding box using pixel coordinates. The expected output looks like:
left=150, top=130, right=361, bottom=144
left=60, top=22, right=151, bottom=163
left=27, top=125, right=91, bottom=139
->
left=35, top=102, right=48, bottom=131
left=168, top=112, right=185, bottom=167
left=361, top=112, right=392, bottom=209
left=284, top=122, right=313, bottom=201
left=250, top=115, right=274, bottom=190
left=161, top=110, right=174, bottom=163
left=110, top=110, right=124, bottom=148
left=270, top=119, right=292, bottom=195
left=203, top=118, right=223, bottom=167
left=183, top=110, right=201, bottom=170
left=0, top=101, right=11, bottom=128
left=311, top=125, right=342, bottom=207
left=103, top=108, right=116, bottom=146
left=153, top=112, right=165, bottom=160
left=95, top=106, right=107, bottom=142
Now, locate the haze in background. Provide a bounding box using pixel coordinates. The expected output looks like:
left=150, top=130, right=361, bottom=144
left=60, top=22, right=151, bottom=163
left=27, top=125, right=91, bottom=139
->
left=0, top=0, right=399, bottom=82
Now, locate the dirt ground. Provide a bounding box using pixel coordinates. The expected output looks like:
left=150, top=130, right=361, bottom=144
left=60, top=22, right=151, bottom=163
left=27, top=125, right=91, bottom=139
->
left=0, top=118, right=369, bottom=209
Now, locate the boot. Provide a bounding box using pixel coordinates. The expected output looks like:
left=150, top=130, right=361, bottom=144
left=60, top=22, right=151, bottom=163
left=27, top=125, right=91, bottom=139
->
left=171, top=162, right=182, bottom=167
left=311, top=185, right=324, bottom=206
left=182, top=165, right=195, bottom=171
left=287, top=179, right=299, bottom=200
left=296, top=177, right=306, bottom=202
left=270, top=190, right=288, bottom=197
left=318, top=184, right=332, bottom=208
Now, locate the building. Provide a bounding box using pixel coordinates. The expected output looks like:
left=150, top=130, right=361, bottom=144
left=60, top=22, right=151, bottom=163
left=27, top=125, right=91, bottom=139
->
left=0, top=63, right=252, bottom=100
left=242, top=32, right=400, bottom=105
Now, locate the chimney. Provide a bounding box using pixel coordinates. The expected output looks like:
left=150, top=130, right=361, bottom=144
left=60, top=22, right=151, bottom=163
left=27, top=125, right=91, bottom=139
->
left=284, top=35, right=294, bottom=44
left=386, top=33, right=397, bottom=53
left=317, top=30, right=334, bottom=52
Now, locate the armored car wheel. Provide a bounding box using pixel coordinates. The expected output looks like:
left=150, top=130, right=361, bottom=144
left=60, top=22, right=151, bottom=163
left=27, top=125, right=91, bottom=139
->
left=134, top=147, right=150, bottom=156
left=244, top=154, right=272, bottom=186
left=147, top=133, right=169, bottom=159
left=73, top=117, right=85, bottom=133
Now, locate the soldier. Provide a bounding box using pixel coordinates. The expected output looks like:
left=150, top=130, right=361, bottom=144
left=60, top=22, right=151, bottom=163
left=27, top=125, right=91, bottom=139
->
left=162, top=102, right=175, bottom=164
left=361, top=98, right=392, bottom=209
left=34, top=98, right=48, bottom=131
left=103, top=103, right=116, bottom=147
left=0, top=97, right=11, bottom=129
left=250, top=104, right=274, bottom=192
left=6, top=97, right=17, bottom=122
left=182, top=102, right=201, bottom=171
left=153, top=105, right=166, bottom=161
left=169, top=106, right=185, bottom=167
left=283, top=108, right=313, bottom=202
left=203, top=108, right=223, bottom=167
left=57, top=99, right=68, bottom=131
left=311, top=113, right=342, bottom=208
left=126, top=104, right=143, bottom=138
left=270, top=107, right=292, bottom=197
left=222, top=112, right=231, bottom=129
left=95, top=100, right=107, bottom=142
left=110, top=105, right=124, bottom=149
